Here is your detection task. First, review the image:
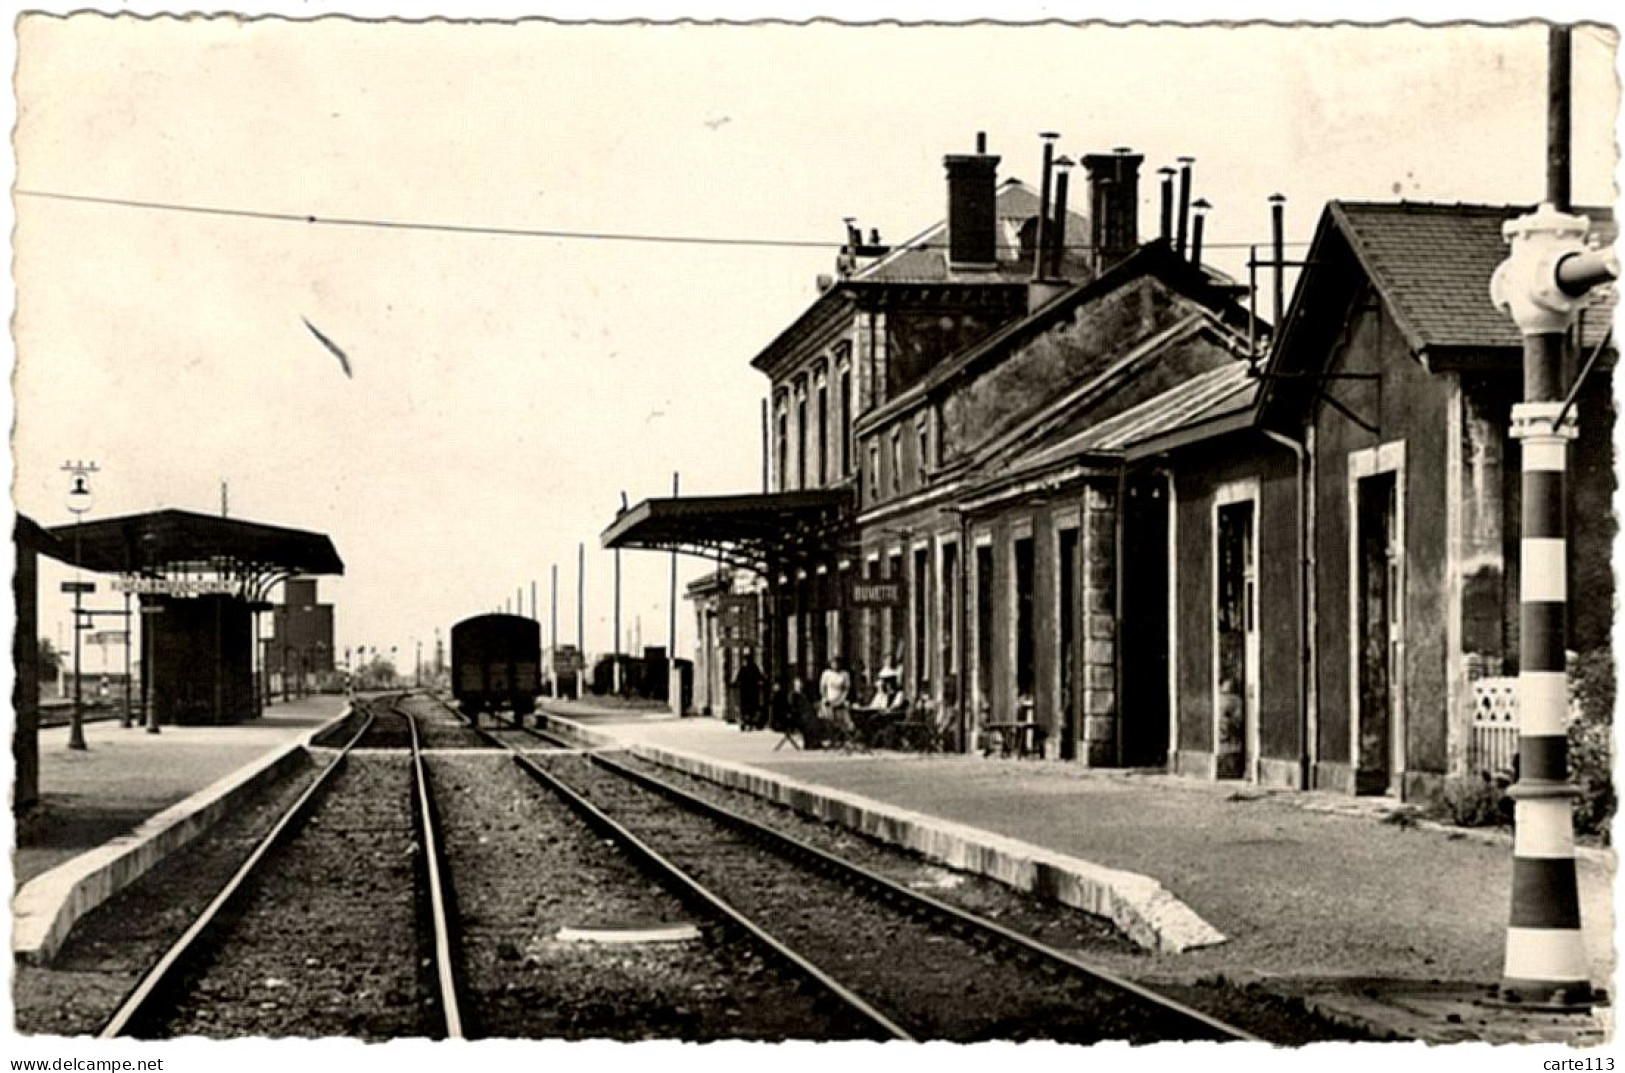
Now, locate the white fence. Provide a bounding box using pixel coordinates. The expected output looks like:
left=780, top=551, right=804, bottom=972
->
left=1468, top=676, right=1520, bottom=777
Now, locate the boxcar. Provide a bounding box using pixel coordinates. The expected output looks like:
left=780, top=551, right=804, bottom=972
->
left=450, top=613, right=540, bottom=717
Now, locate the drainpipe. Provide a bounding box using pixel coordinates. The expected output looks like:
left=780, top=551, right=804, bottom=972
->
left=1262, top=426, right=1312, bottom=789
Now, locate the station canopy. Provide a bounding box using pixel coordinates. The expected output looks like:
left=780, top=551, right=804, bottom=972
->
left=42, top=508, right=344, bottom=598
left=602, top=490, right=851, bottom=574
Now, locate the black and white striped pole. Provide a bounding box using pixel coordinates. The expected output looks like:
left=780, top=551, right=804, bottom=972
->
left=1486, top=29, right=1618, bottom=1009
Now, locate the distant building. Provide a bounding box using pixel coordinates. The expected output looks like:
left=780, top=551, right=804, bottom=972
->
left=265, top=577, right=335, bottom=691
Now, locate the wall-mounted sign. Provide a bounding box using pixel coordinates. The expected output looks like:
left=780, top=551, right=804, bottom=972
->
left=60, top=581, right=96, bottom=594
left=113, top=576, right=236, bottom=596
left=849, top=578, right=905, bottom=607
left=718, top=595, right=759, bottom=648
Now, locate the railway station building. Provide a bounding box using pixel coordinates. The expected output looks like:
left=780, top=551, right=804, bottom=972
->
left=608, top=135, right=1617, bottom=803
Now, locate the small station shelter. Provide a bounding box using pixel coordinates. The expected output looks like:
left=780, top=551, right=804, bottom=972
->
left=12, top=508, right=343, bottom=811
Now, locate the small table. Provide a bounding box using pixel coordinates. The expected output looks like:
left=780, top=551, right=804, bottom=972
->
left=982, top=721, right=1046, bottom=758
left=848, top=705, right=905, bottom=751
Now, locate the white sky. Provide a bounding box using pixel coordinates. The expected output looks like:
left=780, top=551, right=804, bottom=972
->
left=9, top=11, right=1621, bottom=670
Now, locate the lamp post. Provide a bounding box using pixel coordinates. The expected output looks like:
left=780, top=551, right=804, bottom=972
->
left=62, top=461, right=98, bottom=751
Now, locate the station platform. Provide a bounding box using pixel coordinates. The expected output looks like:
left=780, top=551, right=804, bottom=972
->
left=15, top=695, right=348, bottom=886
left=539, top=701, right=1617, bottom=1045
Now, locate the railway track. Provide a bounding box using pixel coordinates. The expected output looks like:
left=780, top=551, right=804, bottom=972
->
left=99, top=696, right=457, bottom=1039
left=426, top=694, right=1259, bottom=1043
left=98, top=693, right=878, bottom=1041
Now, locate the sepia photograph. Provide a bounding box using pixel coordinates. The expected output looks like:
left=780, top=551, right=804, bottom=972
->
left=5, top=3, right=1621, bottom=1066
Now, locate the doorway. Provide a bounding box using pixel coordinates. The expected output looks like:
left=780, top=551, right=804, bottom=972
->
left=1214, top=496, right=1257, bottom=780
left=1057, top=526, right=1079, bottom=761
left=1122, top=477, right=1170, bottom=767
left=1356, top=470, right=1402, bottom=794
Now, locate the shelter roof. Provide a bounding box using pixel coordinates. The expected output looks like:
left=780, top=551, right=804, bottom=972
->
left=602, top=489, right=851, bottom=574
left=14, top=514, right=65, bottom=557
left=43, top=508, right=344, bottom=576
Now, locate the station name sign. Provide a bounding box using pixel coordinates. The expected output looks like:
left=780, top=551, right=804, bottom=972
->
left=849, top=579, right=905, bottom=607
left=112, top=576, right=237, bottom=597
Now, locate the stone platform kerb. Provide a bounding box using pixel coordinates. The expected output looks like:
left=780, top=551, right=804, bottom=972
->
left=12, top=698, right=354, bottom=966
left=534, top=710, right=1226, bottom=955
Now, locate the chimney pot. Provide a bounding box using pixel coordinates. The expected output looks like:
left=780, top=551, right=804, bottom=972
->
left=1158, top=167, right=1176, bottom=242
left=1033, top=134, right=1060, bottom=281
left=1175, top=157, right=1195, bottom=258
left=976, top=131, right=987, bottom=154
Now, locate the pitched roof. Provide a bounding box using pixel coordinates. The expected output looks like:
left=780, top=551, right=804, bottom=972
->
left=979, top=360, right=1259, bottom=486
left=750, top=180, right=1088, bottom=374
left=852, top=180, right=1091, bottom=285
left=857, top=239, right=1252, bottom=435
left=1330, top=201, right=1616, bottom=354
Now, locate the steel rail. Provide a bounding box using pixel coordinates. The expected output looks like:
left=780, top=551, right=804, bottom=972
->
left=397, top=699, right=467, bottom=1040
left=583, top=749, right=1261, bottom=1042
left=508, top=749, right=914, bottom=1041
left=433, top=694, right=1255, bottom=1041
left=99, top=699, right=382, bottom=1038
left=415, top=693, right=910, bottom=1041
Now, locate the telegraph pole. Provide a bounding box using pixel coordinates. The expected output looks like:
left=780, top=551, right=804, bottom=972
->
left=1487, top=24, right=1618, bottom=1009
left=577, top=542, right=586, bottom=700
left=668, top=472, right=681, bottom=715
left=614, top=491, right=627, bottom=695
left=550, top=563, right=559, bottom=696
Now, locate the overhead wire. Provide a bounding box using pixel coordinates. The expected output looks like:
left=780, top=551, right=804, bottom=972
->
left=15, top=186, right=1311, bottom=252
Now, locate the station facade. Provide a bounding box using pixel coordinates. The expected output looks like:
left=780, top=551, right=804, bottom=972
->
left=613, top=136, right=1616, bottom=802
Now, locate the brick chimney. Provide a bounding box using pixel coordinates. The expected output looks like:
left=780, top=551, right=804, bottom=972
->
left=944, top=133, right=1001, bottom=270
left=1082, top=148, right=1143, bottom=271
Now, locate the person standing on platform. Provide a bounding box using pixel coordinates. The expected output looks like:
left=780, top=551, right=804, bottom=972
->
left=733, top=653, right=765, bottom=732
left=819, top=656, right=852, bottom=732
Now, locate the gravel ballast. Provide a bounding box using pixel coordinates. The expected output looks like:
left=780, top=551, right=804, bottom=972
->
left=12, top=751, right=330, bottom=1036
left=427, top=752, right=872, bottom=1040
left=138, top=747, right=433, bottom=1039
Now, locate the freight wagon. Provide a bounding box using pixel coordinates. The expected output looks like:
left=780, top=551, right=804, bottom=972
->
left=450, top=613, right=540, bottom=718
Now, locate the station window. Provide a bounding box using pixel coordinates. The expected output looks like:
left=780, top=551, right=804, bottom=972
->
left=775, top=409, right=788, bottom=494
left=816, top=376, right=828, bottom=487
left=890, top=429, right=902, bottom=494
left=838, top=366, right=852, bottom=476
left=795, top=385, right=808, bottom=491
